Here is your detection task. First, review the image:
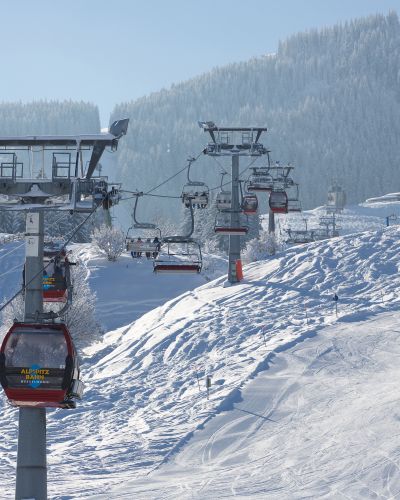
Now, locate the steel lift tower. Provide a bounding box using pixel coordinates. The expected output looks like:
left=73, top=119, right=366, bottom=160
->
left=199, top=122, right=268, bottom=284
left=0, top=119, right=129, bottom=499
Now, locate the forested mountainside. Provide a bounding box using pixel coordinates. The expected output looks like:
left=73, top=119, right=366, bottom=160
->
left=0, top=101, right=100, bottom=135
left=111, top=12, right=400, bottom=221
left=0, top=101, right=102, bottom=239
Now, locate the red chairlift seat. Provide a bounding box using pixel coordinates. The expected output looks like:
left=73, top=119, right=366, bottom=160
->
left=214, top=226, right=249, bottom=235
left=214, top=212, right=249, bottom=235
left=181, top=183, right=209, bottom=209
left=153, top=262, right=201, bottom=273
left=0, top=323, right=83, bottom=409
left=269, top=191, right=288, bottom=214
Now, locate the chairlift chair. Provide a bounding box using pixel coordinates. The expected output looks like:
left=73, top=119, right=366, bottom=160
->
left=154, top=198, right=202, bottom=272
left=215, top=190, right=231, bottom=210
left=181, top=157, right=209, bottom=208
left=288, top=199, right=302, bottom=212
left=0, top=322, right=84, bottom=409
left=246, top=167, right=274, bottom=192
left=153, top=237, right=202, bottom=273
left=127, top=237, right=160, bottom=256
left=287, top=184, right=302, bottom=212
left=269, top=190, right=288, bottom=214
left=214, top=211, right=249, bottom=235
left=181, top=186, right=210, bottom=209
left=215, top=172, right=231, bottom=210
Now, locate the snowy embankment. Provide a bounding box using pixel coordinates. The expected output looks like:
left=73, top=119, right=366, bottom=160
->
left=1, top=217, right=400, bottom=498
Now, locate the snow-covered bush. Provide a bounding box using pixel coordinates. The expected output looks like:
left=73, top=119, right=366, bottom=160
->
left=242, top=231, right=282, bottom=263
left=64, top=259, right=102, bottom=348
left=91, top=224, right=125, bottom=261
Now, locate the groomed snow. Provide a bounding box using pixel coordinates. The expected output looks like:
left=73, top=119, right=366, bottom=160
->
left=1, top=203, right=400, bottom=498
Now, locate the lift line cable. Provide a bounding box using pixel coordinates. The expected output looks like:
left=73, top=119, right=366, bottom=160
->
left=0, top=241, right=26, bottom=263
left=207, top=157, right=261, bottom=194
left=0, top=261, right=25, bottom=281
left=0, top=212, right=70, bottom=266
left=0, top=202, right=103, bottom=315
left=121, top=155, right=261, bottom=201
left=119, top=192, right=181, bottom=201
left=144, top=149, right=205, bottom=196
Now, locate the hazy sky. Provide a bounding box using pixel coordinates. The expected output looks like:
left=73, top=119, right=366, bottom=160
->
left=1, top=0, right=398, bottom=126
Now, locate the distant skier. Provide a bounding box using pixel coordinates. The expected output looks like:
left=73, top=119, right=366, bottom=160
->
left=153, top=236, right=161, bottom=259
left=136, top=237, right=143, bottom=258
left=145, top=238, right=152, bottom=259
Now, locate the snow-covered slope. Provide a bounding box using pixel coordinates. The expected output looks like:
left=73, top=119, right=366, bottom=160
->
left=108, top=310, right=400, bottom=499
left=74, top=245, right=207, bottom=331
left=1, top=209, right=400, bottom=498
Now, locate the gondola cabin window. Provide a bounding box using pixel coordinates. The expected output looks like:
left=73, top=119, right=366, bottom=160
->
left=3, top=327, right=68, bottom=389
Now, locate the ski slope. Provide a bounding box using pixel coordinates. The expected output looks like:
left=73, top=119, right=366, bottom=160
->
left=108, top=310, right=400, bottom=499
left=0, top=203, right=400, bottom=498
left=74, top=245, right=208, bottom=331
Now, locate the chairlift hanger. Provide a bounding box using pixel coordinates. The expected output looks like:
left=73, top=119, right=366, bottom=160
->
left=154, top=202, right=202, bottom=273
left=126, top=233, right=161, bottom=256
left=132, top=193, right=158, bottom=230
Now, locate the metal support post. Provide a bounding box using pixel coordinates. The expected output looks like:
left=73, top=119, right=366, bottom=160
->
left=268, top=209, right=276, bottom=255
left=16, top=210, right=47, bottom=500
left=268, top=209, right=275, bottom=234
left=228, top=155, right=241, bottom=283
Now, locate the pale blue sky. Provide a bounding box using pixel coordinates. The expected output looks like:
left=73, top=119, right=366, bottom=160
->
left=1, top=0, right=398, bottom=125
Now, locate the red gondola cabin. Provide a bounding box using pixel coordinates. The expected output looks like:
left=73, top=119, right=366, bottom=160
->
left=269, top=191, right=289, bottom=214
left=42, top=244, right=69, bottom=302
left=0, top=323, right=83, bottom=409
left=242, top=194, right=258, bottom=215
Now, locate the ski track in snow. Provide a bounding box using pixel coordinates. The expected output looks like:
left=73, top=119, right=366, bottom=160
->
left=0, top=204, right=400, bottom=498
